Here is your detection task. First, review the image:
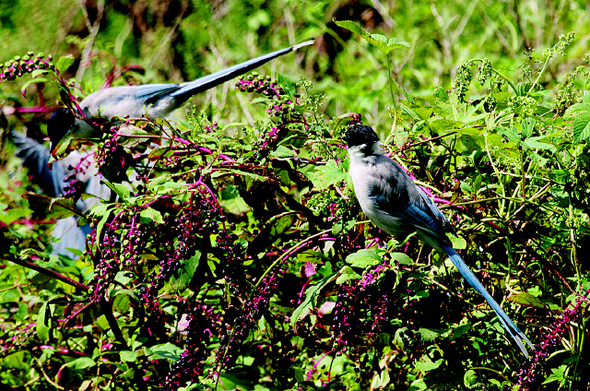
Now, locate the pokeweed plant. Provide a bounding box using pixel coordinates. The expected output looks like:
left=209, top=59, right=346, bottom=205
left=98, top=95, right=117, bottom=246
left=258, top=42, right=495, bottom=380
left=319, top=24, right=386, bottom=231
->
left=1, top=33, right=590, bottom=391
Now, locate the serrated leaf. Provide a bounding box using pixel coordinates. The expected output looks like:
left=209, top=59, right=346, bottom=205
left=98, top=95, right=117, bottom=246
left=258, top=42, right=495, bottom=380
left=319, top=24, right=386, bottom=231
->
left=522, top=136, right=557, bottom=152
left=464, top=370, right=479, bottom=388
left=345, top=249, right=381, bottom=268
left=566, top=102, right=590, bottom=115
left=521, top=118, right=535, bottom=138
left=306, top=160, right=347, bottom=190
left=573, top=112, right=590, bottom=142
left=428, top=118, right=463, bottom=133
left=416, top=328, right=441, bottom=342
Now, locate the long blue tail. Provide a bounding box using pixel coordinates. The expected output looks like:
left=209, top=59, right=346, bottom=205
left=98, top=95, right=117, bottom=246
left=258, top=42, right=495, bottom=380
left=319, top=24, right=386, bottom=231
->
left=172, top=40, right=314, bottom=102
left=442, top=245, right=534, bottom=358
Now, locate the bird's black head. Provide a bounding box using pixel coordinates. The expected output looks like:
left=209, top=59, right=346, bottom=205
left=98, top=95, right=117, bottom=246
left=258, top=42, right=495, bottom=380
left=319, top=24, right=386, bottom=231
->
left=343, top=124, right=380, bottom=148
left=48, top=108, right=75, bottom=151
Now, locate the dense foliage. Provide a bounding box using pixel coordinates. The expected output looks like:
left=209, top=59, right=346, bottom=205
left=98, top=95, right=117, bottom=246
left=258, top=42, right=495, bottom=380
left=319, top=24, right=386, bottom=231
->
left=1, top=1, right=590, bottom=390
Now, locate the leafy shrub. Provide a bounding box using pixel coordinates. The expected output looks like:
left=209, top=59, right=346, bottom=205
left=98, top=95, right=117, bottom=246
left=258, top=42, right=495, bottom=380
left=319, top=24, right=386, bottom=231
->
left=1, top=5, right=590, bottom=391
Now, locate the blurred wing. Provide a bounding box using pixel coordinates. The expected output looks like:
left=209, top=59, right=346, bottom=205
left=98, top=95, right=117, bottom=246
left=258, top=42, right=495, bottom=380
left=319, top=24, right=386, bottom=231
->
left=10, top=130, right=66, bottom=197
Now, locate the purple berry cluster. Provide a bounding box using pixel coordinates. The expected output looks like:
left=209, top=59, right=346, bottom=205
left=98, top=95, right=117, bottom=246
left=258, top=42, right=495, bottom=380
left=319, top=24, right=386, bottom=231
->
left=62, top=152, right=96, bottom=201
left=235, top=74, right=302, bottom=153
left=331, top=263, right=394, bottom=352
left=0, top=52, right=54, bottom=82
left=0, top=322, right=37, bottom=356
left=87, top=191, right=224, bottom=305
left=165, top=303, right=220, bottom=389
left=516, top=289, right=590, bottom=390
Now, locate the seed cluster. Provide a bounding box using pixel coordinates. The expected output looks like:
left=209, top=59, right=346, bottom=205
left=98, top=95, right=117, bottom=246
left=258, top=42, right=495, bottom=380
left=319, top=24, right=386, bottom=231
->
left=0, top=52, right=54, bottom=81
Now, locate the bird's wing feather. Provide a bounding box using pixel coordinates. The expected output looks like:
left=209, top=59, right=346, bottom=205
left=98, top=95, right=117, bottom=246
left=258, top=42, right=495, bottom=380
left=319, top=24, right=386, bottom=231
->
left=370, top=156, right=447, bottom=238
left=10, top=130, right=67, bottom=197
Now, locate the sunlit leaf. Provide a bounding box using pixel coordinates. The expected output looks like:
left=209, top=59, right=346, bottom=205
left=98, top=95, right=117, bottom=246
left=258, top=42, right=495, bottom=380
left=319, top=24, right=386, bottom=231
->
left=335, top=20, right=410, bottom=54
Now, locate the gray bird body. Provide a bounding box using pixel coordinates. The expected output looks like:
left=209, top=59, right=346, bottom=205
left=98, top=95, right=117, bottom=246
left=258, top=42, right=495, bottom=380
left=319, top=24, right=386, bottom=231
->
left=345, top=124, right=533, bottom=357
left=49, top=41, right=314, bottom=155
left=347, top=140, right=451, bottom=250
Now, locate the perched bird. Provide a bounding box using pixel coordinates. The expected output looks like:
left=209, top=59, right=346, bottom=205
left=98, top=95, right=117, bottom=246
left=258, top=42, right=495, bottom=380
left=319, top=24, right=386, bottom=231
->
left=10, top=130, right=108, bottom=258
left=49, top=40, right=314, bottom=157
left=12, top=41, right=312, bottom=256
left=344, top=124, right=533, bottom=357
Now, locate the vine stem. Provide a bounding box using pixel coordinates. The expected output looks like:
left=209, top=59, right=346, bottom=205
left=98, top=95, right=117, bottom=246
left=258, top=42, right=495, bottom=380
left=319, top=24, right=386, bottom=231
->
left=8, top=257, right=89, bottom=291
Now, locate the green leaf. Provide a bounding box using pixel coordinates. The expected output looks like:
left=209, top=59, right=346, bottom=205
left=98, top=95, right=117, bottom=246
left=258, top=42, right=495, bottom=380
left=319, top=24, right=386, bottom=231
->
left=416, top=328, right=441, bottom=342
left=20, top=77, right=52, bottom=97
left=572, top=112, right=590, bottom=142
left=113, top=293, right=131, bottom=314
left=277, top=71, right=296, bottom=99
left=68, top=356, right=96, bottom=370
left=566, top=102, right=590, bottom=115
left=56, top=55, right=75, bottom=74
left=390, top=252, right=412, bottom=265
left=140, top=208, right=164, bottom=224
left=521, top=118, right=535, bottom=138
left=36, top=302, right=51, bottom=342
left=336, top=266, right=362, bottom=284
left=508, top=292, right=547, bottom=308
left=146, top=342, right=183, bottom=361
left=94, top=315, right=110, bottom=331
left=428, top=118, right=463, bottom=133
left=21, top=192, right=77, bottom=219
left=0, top=351, right=30, bottom=370
left=345, top=249, right=381, bottom=268
left=0, top=206, right=32, bottom=224
left=414, top=354, right=443, bottom=372
left=291, top=271, right=338, bottom=330
left=447, top=234, right=467, bottom=250
left=464, top=369, right=479, bottom=388
left=335, top=20, right=410, bottom=54
left=269, top=145, right=295, bottom=158
left=219, top=185, right=250, bottom=215
left=409, top=379, right=428, bottom=390
left=102, top=180, right=131, bottom=200
left=306, top=160, right=347, bottom=190
left=120, top=350, right=139, bottom=363
left=172, top=250, right=201, bottom=291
